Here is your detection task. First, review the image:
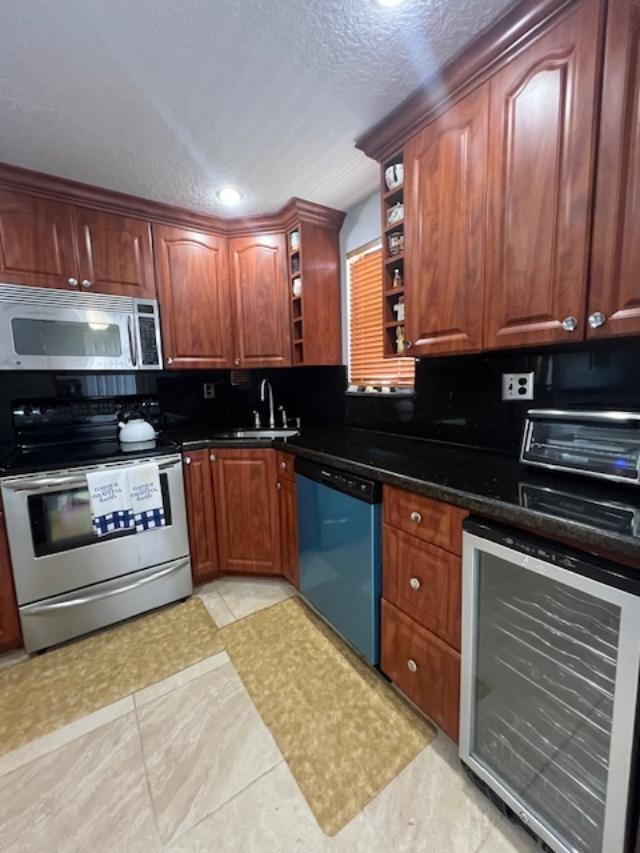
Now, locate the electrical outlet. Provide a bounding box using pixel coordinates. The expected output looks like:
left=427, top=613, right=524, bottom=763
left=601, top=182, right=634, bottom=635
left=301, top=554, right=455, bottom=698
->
left=203, top=382, right=216, bottom=400
left=502, top=372, right=534, bottom=401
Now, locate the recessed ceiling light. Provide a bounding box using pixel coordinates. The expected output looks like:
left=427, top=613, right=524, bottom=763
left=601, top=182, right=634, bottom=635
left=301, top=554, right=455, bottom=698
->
left=216, top=187, right=243, bottom=206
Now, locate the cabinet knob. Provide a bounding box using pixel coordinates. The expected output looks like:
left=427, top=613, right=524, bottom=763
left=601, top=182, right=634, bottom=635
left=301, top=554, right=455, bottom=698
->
left=410, top=511, right=422, bottom=524
left=184, top=456, right=192, bottom=465
left=409, top=577, right=421, bottom=591
left=405, top=340, right=413, bottom=350
left=234, top=358, right=241, bottom=366
left=561, top=316, right=578, bottom=332
left=210, top=454, right=216, bottom=462
left=276, top=482, right=282, bottom=490
left=67, top=277, right=78, bottom=287
left=166, top=357, right=174, bottom=365
left=81, top=279, right=92, bottom=289
left=588, top=311, right=606, bottom=329
left=407, top=659, right=418, bottom=673
left=280, top=461, right=288, bottom=470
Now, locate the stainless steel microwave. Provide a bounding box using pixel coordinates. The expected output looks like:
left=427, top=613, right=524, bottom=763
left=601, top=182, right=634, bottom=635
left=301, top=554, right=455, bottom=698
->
left=0, top=283, right=163, bottom=370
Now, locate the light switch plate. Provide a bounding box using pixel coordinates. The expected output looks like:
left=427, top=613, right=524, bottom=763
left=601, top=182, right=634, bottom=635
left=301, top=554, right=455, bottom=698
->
left=502, top=372, right=534, bottom=401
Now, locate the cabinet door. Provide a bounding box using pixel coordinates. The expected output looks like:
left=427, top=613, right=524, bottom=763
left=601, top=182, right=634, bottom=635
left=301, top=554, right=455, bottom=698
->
left=278, top=476, right=298, bottom=587
left=0, top=189, right=77, bottom=289
left=212, top=449, right=281, bottom=574
left=588, top=0, right=640, bottom=339
left=405, top=85, right=489, bottom=355
left=183, top=450, right=219, bottom=584
left=73, top=207, right=155, bottom=297
left=154, top=225, right=233, bottom=369
left=484, top=0, right=602, bottom=349
left=229, top=234, right=291, bottom=367
left=0, top=507, right=22, bottom=653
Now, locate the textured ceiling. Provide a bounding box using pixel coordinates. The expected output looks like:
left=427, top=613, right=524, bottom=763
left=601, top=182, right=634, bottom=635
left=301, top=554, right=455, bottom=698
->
left=0, top=0, right=515, bottom=217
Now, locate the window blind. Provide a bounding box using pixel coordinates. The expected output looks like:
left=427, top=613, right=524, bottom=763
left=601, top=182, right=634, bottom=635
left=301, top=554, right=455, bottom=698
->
left=348, top=248, right=415, bottom=388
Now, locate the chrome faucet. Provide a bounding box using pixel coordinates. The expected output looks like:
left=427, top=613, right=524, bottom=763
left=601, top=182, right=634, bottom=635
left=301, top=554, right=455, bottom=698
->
left=260, top=379, right=276, bottom=429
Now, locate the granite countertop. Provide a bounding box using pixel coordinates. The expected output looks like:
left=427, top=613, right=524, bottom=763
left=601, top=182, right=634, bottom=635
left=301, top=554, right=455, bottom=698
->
left=171, top=425, right=640, bottom=563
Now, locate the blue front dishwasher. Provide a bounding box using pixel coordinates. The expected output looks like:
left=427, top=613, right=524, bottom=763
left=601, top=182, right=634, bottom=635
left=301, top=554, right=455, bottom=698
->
left=296, top=458, right=382, bottom=666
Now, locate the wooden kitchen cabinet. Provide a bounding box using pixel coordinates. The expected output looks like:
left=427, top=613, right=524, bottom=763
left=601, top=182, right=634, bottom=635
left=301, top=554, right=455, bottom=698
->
left=0, top=189, right=77, bottom=289
left=383, top=524, right=461, bottom=649
left=212, top=448, right=282, bottom=574
left=154, top=225, right=233, bottom=369
left=381, top=599, right=460, bottom=741
left=229, top=233, right=291, bottom=368
left=404, top=85, right=489, bottom=356
left=0, top=187, right=155, bottom=297
left=73, top=207, right=155, bottom=297
left=183, top=449, right=220, bottom=583
left=0, top=506, right=22, bottom=653
left=278, top=453, right=299, bottom=587
left=483, top=0, right=602, bottom=350
left=588, top=0, right=640, bottom=340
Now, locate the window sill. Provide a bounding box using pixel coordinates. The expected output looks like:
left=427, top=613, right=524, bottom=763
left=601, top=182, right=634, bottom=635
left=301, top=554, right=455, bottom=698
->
left=345, top=387, right=415, bottom=397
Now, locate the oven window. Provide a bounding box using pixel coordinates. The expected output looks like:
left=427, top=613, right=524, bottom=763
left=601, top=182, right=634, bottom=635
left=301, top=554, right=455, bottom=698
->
left=12, top=318, right=122, bottom=358
left=28, top=475, right=172, bottom=557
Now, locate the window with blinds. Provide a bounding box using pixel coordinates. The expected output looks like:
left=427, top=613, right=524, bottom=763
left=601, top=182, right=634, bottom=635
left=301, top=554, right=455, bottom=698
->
left=348, top=246, right=415, bottom=388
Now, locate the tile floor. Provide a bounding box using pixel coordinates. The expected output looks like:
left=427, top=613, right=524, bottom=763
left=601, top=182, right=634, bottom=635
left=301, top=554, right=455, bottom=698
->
left=0, top=577, right=539, bottom=853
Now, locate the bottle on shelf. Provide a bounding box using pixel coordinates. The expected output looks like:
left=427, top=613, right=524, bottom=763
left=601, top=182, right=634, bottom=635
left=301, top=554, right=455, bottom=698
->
left=396, top=325, right=406, bottom=355
left=392, top=268, right=403, bottom=288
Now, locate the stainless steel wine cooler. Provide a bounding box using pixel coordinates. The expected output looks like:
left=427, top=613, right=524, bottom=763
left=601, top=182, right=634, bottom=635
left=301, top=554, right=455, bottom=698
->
left=460, top=518, right=640, bottom=853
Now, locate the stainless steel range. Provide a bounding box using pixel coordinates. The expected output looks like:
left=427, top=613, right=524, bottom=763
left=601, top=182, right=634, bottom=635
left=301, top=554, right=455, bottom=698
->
left=0, top=397, right=192, bottom=652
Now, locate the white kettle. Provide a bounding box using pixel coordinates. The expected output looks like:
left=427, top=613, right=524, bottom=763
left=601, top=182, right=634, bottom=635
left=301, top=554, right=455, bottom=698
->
left=118, top=409, right=157, bottom=444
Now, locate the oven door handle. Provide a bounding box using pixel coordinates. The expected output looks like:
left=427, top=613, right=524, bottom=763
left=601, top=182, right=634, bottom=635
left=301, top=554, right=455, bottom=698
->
left=21, top=558, right=190, bottom=614
left=3, top=457, right=181, bottom=492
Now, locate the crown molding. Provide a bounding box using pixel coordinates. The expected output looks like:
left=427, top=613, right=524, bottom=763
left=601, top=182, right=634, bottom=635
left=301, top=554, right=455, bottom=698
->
left=0, top=162, right=345, bottom=235
left=355, top=0, right=575, bottom=162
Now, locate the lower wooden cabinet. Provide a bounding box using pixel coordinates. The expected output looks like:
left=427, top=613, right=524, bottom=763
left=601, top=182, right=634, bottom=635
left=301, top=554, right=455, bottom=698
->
left=278, top=457, right=299, bottom=587
left=183, top=449, right=220, bottom=583
left=211, top=448, right=282, bottom=575
left=0, top=505, right=22, bottom=652
left=381, top=599, right=460, bottom=741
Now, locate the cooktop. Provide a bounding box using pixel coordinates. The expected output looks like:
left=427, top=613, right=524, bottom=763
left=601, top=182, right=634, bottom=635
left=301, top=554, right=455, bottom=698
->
left=0, top=395, right=180, bottom=475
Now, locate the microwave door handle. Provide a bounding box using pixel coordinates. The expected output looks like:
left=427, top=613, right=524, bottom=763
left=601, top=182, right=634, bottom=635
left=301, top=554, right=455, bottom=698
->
left=127, top=315, right=138, bottom=367
left=21, top=558, right=190, bottom=614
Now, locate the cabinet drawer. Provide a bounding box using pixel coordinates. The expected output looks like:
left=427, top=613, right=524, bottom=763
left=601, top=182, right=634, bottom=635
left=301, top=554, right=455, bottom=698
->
left=276, top=451, right=295, bottom=483
left=383, top=524, right=461, bottom=649
left=381, top=599, right=460, bottom=741
left=383, top=485, right=467, bottom=555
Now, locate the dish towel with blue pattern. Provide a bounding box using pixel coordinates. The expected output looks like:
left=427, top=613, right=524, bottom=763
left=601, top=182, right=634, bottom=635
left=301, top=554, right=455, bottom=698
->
left=128, top=461, right=166, bottom=532
left=86, top=468, right=134, bottom=537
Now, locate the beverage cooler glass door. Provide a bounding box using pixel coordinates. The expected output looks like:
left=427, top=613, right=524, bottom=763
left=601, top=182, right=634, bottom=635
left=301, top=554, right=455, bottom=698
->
left=460, top=530, right=640, bottom=853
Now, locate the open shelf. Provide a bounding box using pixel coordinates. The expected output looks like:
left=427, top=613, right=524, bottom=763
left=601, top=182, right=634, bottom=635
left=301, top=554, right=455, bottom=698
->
left=384, top=252, right=404, bottom=266
left=381, top=151, right=406, bottom=358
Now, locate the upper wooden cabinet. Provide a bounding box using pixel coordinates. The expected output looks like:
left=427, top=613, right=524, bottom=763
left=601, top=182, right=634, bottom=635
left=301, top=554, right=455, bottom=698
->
left=154, top=225, right=233, bottom=369
left=405, top=85, right=489, bottom=356
left=229, top=233, right=291, bottom=368
left=588, top=0, right=640, bottom=340
left=0, top=190, right=76, bottom=288
left=0, top=188, right=155, bottom=297
left=73, top=207, right=155, bottom=297
left=484, top=0, right=601, bottom=349
left=211, top=448, right=282, bottom=575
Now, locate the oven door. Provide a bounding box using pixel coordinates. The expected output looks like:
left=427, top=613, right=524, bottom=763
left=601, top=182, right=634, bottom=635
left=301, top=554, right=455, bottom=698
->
left=0, top=284, right=136, bottom=370
left=1, top=455, right=189, bottom=604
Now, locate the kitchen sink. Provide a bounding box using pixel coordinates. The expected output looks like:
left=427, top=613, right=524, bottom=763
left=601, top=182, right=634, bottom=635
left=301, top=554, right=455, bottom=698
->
left=212, top=428, right=300, bottom=440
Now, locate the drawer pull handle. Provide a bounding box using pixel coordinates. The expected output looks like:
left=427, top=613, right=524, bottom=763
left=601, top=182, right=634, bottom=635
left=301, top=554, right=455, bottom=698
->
left=407, top=659, right=418, bottom=673
left=409, top=577, right=421, bottom=590
left=410, top=511, right=422, bottom=524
